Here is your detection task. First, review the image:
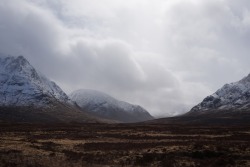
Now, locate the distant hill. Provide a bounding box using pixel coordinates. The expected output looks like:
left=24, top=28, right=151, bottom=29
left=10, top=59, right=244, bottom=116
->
left=69, top=89, right=154, bottom=123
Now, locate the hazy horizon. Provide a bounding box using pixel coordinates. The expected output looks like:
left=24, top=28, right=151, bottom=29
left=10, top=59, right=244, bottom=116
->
left=1, top=0, right=250, bottom=117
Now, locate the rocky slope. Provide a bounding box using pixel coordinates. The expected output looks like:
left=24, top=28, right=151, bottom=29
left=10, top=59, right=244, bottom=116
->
left=69, top=89, right=154, bottom=123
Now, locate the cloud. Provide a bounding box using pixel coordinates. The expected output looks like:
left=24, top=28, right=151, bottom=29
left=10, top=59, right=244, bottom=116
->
left=0, top=0, right=250, bottom=117
left=163, top=0, right=250, bottom=85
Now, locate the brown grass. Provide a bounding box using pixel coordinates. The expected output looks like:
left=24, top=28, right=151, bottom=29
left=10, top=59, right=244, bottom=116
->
left=0, top=123, right=250, bottom=166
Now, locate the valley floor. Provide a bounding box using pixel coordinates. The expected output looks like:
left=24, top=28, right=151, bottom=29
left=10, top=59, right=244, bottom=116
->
left=0, top=123, right=250, bottom=167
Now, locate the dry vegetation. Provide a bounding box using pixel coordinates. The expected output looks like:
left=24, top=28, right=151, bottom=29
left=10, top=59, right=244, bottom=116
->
left=0, top=123, right=250, bottom=167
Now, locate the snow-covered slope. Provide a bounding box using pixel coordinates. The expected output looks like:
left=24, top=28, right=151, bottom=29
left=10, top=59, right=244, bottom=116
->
left=189, top=74, right=250, bottom=114
left=0, top=54, right=70, bottom=107
left=69, top=89, right=154, bottom=123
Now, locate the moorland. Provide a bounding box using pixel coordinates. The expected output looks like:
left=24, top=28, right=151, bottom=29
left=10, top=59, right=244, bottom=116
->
left=0, top=123, right=250, bottom=167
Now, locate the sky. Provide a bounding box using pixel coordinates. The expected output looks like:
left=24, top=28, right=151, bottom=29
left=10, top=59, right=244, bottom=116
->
left=0, top=0, right=250, bottom=117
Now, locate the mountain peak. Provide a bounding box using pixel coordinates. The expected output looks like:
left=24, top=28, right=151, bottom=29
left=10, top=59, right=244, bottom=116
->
left=16, top=55, right=28, bottom=65
left=0, top=54, right=70, bottom=107
left=1, top=55, right=32, bottom=74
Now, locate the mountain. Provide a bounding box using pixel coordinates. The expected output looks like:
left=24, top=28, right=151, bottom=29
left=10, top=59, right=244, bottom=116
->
left=0, top=54, right=106, bottom=123
left=69, top=89, right=154, bottom=123
left=147, top=74, right=250, bottom=125
left=0, top=54, right=70, bottom=107
left=188, top=74, right=250, bottom=115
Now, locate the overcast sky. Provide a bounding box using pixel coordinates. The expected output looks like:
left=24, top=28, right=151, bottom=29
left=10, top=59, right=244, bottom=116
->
left=1, top=0, right=250, bottom=117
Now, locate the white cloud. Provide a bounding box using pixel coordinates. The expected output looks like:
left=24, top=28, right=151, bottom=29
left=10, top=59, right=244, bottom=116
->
left=1, top=0, right=250, bottom=117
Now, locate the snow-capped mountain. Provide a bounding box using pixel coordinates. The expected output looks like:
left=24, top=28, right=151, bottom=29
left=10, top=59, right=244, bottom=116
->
left=189, top=74, right=250, bottom=114
left=147, top=74, right=250, bottom=125
left=0, top=54, right=70, bottom=107
left=69, top=89, right=154, bottom=123
left=0, top=54, right=106, bottom=123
